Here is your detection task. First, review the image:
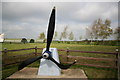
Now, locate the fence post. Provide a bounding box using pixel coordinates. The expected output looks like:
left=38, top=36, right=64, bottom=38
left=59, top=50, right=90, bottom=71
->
left=66, top=47, right=69, bottom=62
left=4, top=48, right=7, bottom=56
left=116, top=48, right=119, bottom=67
left=35, top=46, right=37, bottom=56
left=116, top=48, right=120, bottom=80
left=119, top=51, right=120, bottom=80
left=3, top=48, right=7, bottom=64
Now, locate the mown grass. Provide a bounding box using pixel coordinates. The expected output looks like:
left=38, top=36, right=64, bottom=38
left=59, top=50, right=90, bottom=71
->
left=2, top=42, right=117, bottom=52
left=1, top=42, right=118, bottom=79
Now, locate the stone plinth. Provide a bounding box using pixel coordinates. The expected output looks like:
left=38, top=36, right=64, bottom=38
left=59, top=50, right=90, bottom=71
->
left=38, top=48, right=61, bottom=76
left=7, top=67, right=88, bottom=79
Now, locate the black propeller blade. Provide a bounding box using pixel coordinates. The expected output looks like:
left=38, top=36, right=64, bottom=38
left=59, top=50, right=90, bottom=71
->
left=49, top=57, right=77, bottom=69
left=44, top=6, right=77, bottom=69
left=46, top=7, right=55, bottom=51
left=18, top=7, right=55, bottom=70
left=18, top=56, right=43, bottom=70
left=18, top=7, right=76, bottom=71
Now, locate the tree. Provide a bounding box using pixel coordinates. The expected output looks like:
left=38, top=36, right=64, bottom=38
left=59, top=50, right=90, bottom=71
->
left=21, top=38, right=28, bottom=44
left=69, top=31, right=74, bottom=40
left=114, top=27, right=120, bottom=40
left=79, top=36, right=82, bottom=40
left=53, top=31, right=58, bottom=39
left=39, top=32, right=45, bottom=39
left=86, top=27, right=94, bottom=40
left=99, top=19, right=113, bottom=40
left=59, top=33, right=62, bottom=40
left=86, top=18, right=113, bottom=40
left=29, top=39, right=35, bottom=43
left=60, top=26, right=69, bottom=40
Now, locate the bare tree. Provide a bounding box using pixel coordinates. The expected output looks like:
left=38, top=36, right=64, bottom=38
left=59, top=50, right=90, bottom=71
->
left=86, top=27, right=94, bottom=40
left=114, top=27, right=120, bottom=40
left=79, top=36, right=82, bottom=40
left=39, top=32, right=45, bottom=39
left=62, top=26, right=69, bottom=38
left=69, top=31, right=74, bottom=40
left=59, top=26, right=69, bottom=40
left=53, top=31, right=58, bottom=39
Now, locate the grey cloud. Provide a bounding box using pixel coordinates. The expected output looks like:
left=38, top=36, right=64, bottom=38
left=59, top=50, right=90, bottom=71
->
left=3, top=20, right=46, bottom=39
left=2, top=2, right=51, bottom=22
left=2, top=2, right=118, bottom=39
left=72, top=2, right=118, bottom=22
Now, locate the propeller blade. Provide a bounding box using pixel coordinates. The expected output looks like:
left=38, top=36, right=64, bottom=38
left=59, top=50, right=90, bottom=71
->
left=49, top=57, right=77, bottom=69
left=46, top=7, right=56, bottom=51
left=18, top=56, right=43, bottom=70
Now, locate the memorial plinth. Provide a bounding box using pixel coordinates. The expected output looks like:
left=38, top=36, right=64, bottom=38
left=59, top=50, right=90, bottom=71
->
left=38, top=48, right=61, bottom=76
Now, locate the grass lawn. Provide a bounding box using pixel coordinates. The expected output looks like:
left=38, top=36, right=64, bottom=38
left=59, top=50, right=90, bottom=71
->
left=1, top=42, right=118, bottom=79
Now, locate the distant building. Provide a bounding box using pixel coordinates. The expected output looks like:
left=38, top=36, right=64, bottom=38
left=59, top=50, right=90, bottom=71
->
left=0, top=33, right=4, bottom=42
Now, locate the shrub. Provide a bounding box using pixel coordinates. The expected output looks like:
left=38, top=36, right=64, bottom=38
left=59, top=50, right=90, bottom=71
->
left=29, top=39, right=35, bottom=43
left=21, top=38, right=28, bottom=44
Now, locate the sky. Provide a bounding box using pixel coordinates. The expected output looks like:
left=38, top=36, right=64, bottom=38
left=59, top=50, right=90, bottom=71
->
left=2, top=2, right=118, bottom=40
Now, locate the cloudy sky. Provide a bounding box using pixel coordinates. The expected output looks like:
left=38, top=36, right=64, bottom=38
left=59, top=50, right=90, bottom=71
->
left=2, top=2, right=118, bottom=40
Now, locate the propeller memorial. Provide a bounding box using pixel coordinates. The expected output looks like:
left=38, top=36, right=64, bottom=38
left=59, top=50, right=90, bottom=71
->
left=18, top=7, right=77, bottom=76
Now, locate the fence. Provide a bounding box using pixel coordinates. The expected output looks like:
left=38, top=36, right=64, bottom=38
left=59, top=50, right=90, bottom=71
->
left=1, top=46, right=119, bottom=69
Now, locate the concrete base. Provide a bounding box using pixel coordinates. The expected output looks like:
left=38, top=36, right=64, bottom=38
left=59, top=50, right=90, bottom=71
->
left=7, top=67, right=88, bottom=79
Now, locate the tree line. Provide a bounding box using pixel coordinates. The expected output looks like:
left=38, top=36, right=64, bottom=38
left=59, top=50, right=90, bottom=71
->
left=39, top=18, right=119, bottom=41
left=39, top=26, right=74, bottom=41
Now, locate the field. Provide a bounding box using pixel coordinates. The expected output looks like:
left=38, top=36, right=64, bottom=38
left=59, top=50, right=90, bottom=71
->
left=1, top=42, right=118, bottom=80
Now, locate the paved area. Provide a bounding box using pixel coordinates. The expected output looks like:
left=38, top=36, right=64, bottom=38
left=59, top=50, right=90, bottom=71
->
left=7, top=67, right=87, bottom=79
